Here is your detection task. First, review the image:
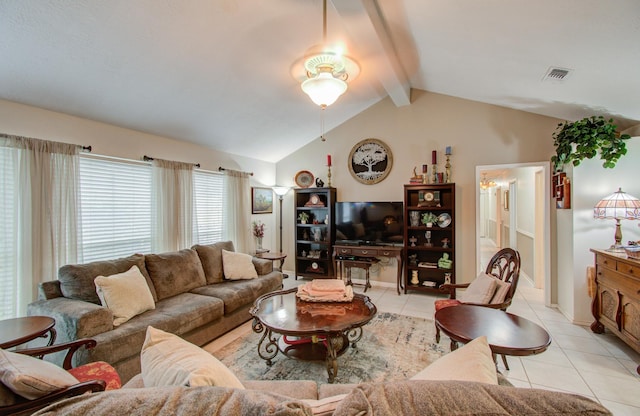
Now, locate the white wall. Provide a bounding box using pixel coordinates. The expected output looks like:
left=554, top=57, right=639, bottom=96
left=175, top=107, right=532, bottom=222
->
left=0, top=99, right=280, bottom=252
left=277, top=89, right=561, bottom=286
left=557, top=137, right=640, bottom=324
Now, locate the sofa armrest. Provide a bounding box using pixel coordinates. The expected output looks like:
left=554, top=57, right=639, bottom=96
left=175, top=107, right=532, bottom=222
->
left=38, top=280, right=63, bottom=300
left=252, top=257, right=273, bottom=275
left=28, top=297, right=113, bottom=341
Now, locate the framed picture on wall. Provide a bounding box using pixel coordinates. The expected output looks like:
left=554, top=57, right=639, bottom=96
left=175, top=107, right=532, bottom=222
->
left=252, top=187, right=273, bottom=214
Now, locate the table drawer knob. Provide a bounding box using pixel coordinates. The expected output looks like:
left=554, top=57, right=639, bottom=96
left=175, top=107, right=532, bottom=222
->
left=361, top=250, right=368, bottom=254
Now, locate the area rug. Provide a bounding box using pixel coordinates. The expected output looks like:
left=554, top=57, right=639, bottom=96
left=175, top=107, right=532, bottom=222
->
left=214, top=312, right=447, bottom=385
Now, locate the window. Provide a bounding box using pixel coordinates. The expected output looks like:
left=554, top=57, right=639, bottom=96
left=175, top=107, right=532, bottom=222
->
left=193, top=170, right=224, bottom=245
left=79, top=155, right=152, bottom=262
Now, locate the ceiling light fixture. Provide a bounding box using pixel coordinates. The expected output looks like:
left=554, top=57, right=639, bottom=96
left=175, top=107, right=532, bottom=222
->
left=300, top=0, right=358, bottom=110
left=479, top=174, right=497, bottom=190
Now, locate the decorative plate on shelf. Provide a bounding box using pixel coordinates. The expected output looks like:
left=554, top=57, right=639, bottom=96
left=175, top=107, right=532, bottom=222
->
left=437, top=213, right=452, bottom=228
left=294, top=170, right=314, bottom=188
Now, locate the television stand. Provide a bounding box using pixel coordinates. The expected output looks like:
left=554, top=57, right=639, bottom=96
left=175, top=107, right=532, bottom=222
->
left=332, top=244, right=403, bottom=295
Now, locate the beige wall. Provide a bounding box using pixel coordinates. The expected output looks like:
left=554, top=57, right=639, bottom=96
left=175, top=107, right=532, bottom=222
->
left=277, top=89, right=561, bottom=286
left=0, top=99, right=280, bottom=252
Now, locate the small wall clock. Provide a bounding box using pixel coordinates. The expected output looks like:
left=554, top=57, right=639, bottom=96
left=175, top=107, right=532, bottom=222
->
left=348, top=138, right=393, bottom=185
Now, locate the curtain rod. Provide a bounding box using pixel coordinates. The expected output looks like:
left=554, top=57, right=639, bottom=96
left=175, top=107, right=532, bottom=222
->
left=0, top=133, right=92, bottom=152
left=143, top=155, right=200, bottom=168
left=218, top=167, right=253, bottom=176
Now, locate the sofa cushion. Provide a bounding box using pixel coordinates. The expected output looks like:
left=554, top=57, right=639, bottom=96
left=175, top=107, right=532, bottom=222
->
left=0, top=349, right=79, bottom=400
left=94, top=265, right=156, bottom=326
left=222, top=250, right=258, bottom=280
left=141, top=327, right=244, bottom=389
left=190, top=273, right=282, bottom=314
left=145, top=249, right=207, bottom=300
left=32, top=386, right=312, bottom=416
left=333, top=380, right=612, bottom=416
left=192, top=241, right=235, bottom=284
left=59, top=253, right=156, bottom=304
left=410, top=336, right=497, bottom=385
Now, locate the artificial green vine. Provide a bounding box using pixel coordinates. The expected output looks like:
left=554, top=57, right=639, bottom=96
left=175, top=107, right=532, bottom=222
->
left=551, top=116, right=630, bottom=170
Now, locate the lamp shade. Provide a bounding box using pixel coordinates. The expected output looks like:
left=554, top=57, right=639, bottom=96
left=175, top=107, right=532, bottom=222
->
left=593, top=188, right=640, bottom=220
left=301, top=71, right=347, bottom=107
left=272, top=186, right=290, bottom=197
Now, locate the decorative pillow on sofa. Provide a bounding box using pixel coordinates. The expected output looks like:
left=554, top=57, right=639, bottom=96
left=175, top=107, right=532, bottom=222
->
left=94, top=265, right=156, bottom=326
left=458, top=272, right=498, bottom=304
left=0, top=348, right=79, bottom=400
left=192, top=241, right=235, bottom=284
left=58, top=253, right=156, bottom=304
left=140, top=326, right=244, bottom=389
left=410, top=336, right=498, bottom=385
left=144, top=249, right=207, bottom=300
left=222, top=249, right=258, bottom=280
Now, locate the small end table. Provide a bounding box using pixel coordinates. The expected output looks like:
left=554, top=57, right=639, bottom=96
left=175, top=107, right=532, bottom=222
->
left=341, top=258, right=380, bottom=292
left=256, top=251, right=288, bottom=279
left=0, top=316, right=57, bottom=349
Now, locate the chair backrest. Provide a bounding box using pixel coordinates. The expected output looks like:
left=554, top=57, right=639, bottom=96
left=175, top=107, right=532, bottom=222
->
left=484, top=248, right=521, bottom=307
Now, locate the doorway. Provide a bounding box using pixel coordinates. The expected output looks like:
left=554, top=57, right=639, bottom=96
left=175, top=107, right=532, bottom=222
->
left=475, top=163, right=551, bottom=306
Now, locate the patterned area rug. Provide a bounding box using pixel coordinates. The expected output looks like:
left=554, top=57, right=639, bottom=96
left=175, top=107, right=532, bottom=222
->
left=214, top=312, right=447, bottom=385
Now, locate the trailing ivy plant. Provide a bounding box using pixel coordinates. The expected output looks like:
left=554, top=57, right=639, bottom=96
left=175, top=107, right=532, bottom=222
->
left=551, top=116, right=630, bottom=170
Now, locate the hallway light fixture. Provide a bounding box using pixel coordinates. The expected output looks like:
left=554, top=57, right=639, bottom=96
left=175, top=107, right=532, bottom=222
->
left=593, top=188, right=640, bottom=251
left=299, top=0, right=358, bottom=109
left=479, top=173, right=497, bottom=190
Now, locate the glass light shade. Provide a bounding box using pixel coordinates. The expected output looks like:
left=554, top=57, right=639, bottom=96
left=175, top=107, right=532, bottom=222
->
left=301, top=72, right=347, bottom=107
left=272, top=186, right=290, bottom=197
left=593, top=188, right=640, bottom=220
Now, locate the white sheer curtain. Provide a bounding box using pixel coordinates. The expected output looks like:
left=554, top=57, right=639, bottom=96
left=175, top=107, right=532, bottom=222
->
left=151, top=158, right=194, bottom=253
left=222, top=169, right=251, bottom=253
left=0, top=135, right=81, bottom=317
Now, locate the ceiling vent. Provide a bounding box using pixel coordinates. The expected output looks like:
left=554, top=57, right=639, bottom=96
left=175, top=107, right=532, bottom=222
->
left=542, top=67, right=572, bottom=82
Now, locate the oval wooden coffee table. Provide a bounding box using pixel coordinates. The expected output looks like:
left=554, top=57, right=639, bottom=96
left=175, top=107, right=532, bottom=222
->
left=250, top=287, right=377, bottom=383
left=0, top=316, right=56, bottom=349
left=435, top=305, right=551, bottom=359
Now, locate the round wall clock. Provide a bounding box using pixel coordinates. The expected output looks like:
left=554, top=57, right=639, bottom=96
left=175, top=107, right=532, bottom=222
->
left=348, top=138, right=393, bottom=185
left=294, top=170, right=314, bottom=188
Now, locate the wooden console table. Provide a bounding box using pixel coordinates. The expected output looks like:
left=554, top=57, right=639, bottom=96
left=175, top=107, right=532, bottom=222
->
left=332, top=245, right=403, bottom=294
left=590, top=248, right=640, bottom=375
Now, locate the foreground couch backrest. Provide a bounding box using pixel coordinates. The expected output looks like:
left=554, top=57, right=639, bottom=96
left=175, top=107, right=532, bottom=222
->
left=27, top=241, right=283, bottom=383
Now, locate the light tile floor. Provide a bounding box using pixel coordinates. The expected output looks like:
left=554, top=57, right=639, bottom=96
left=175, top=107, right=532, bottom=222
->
left=209, top=264, right=640, bottom=415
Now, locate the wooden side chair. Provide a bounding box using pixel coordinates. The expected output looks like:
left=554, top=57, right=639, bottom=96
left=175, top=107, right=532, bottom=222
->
left=434, top=248, right=521, bottom=369
left=0, top=338, right=120, bottom=416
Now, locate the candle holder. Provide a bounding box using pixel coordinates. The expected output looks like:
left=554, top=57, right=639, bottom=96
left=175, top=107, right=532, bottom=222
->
left=431, top=164, right=437, bottom=184
left=445, top=155, right=452, bottom=183
left=327, top=165, right=332, bottom=187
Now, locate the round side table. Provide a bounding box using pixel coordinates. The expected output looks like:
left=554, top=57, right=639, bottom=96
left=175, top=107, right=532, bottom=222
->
left=0, top=316, right=57, bottom=349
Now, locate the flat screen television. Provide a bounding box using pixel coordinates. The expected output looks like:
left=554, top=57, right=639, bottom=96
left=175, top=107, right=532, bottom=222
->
left=335, top=201, right=404, bottom=246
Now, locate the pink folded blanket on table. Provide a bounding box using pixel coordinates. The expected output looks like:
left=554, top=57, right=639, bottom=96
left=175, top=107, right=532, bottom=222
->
left=296, top=280, right=354, bottom=302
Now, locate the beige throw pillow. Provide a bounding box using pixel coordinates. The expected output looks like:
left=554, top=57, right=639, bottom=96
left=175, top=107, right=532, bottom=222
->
left=490, top=278, right=511, bottom=305
left=222, top=249, right=258, bottom=280
left=302, top=394, right=348, bottom=416
left=410, top=336, right=498, bottom=385
left=0, top=349, right=80, bottom=400
left=458, top=272, right=498, bottom=304
left=94, top=265, right=156, bottom=326
left=141, top=326, right=244, bottom=389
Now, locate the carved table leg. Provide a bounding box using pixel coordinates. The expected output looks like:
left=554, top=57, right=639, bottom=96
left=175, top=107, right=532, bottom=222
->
left=325, top=335, right=344, bottom=383
left=252, top=318, right=278, bottom=366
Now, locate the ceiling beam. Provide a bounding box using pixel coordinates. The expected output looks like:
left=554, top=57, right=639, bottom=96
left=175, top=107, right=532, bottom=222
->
left=332, top=0, right=411, bottom=107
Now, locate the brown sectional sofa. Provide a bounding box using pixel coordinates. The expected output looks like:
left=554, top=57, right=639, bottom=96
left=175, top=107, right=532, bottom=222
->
left=27, top=241, right=282, bottom=383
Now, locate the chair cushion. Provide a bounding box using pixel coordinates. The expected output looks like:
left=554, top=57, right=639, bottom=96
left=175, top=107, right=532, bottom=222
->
left=140, top=326, right=244, bottom=389
left=67, top=361, right=121, bottom=390
left=458, top=272, right=498, bottom=304
left=434, top=298, right=462, bottom=311
left=222, top=250, right=258, bottom=280
left=0, top=349, right=79, bottom=400
left=94, top=265, right=156, bottom=326
left=410, top=336, right=498, bottom=385
left=490, top=278, right=511, bottom=305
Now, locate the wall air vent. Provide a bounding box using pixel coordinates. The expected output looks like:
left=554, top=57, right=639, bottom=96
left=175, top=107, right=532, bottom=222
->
left=542, top=67, right=572, bottom=82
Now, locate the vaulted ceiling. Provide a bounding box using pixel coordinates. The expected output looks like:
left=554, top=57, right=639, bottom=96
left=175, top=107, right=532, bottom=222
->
left=1, top=0, right=638, bottom=162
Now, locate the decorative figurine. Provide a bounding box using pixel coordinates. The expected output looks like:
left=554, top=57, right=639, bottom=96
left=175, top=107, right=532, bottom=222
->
left=445, top=146, right=452, bottom=183
left=438, top=253, right=453, bottom=269
left=315, top=177, right=324, bottom=187
left=408, top=254, right=418, bottom=266
left=411, top=270, right=419, bottom=285
left=409, top=236, right=418, bottom=247
left=424, top=230, right=432, bottom=247
left=444, top=273, right=452, bottom=284
left=441, top=237, right=450, bottom=248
